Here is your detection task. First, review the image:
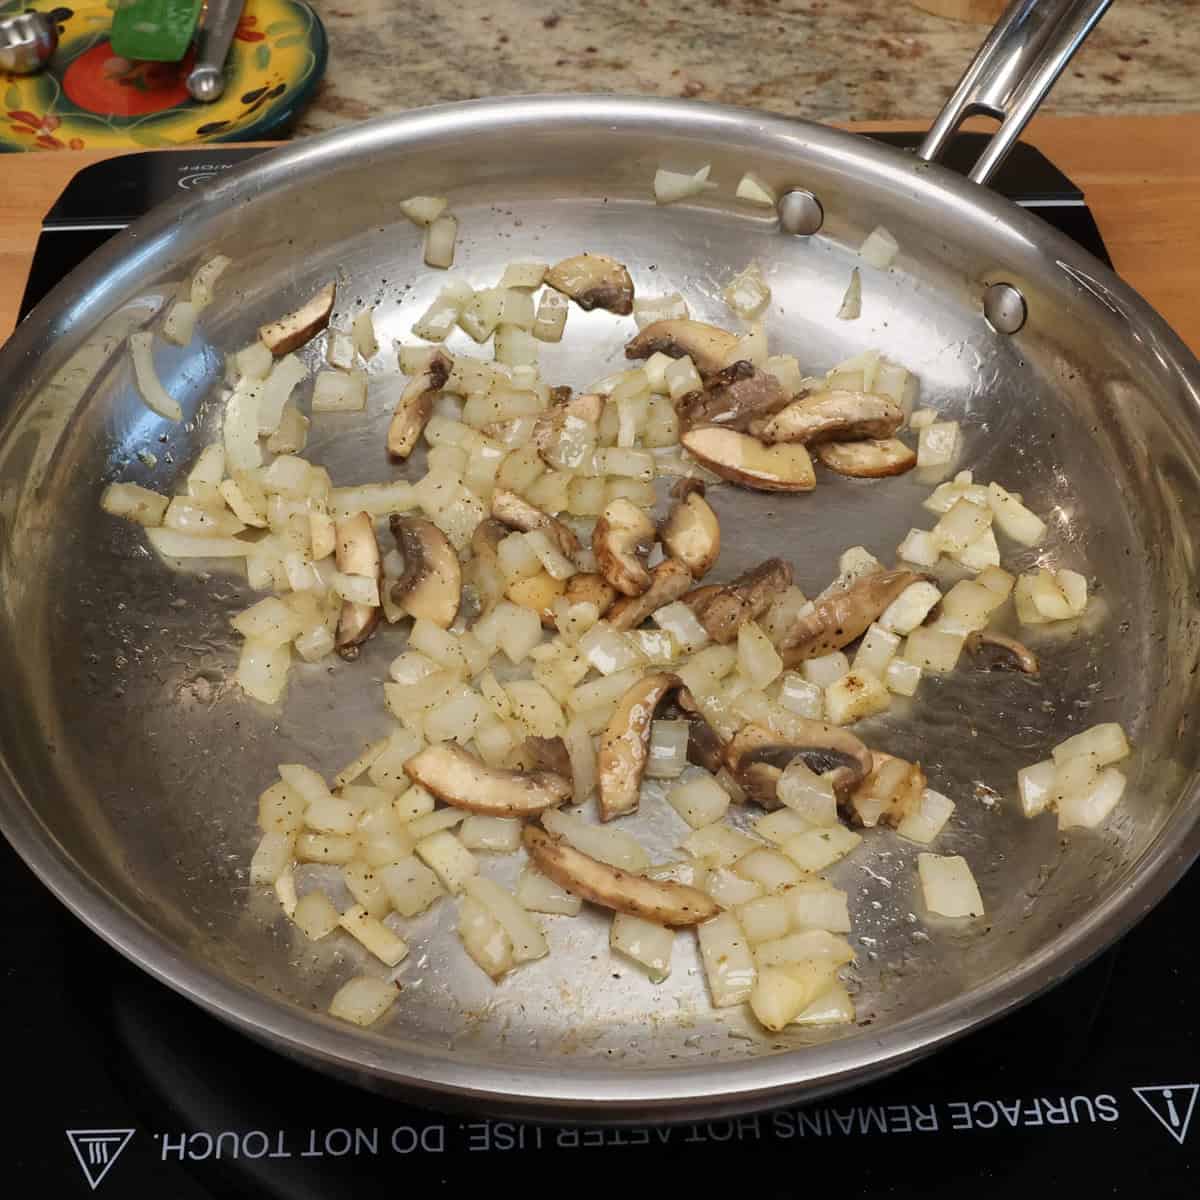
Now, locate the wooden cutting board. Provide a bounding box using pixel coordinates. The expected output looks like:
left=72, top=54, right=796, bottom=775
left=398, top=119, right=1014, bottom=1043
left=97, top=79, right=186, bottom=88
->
left=2, top=115, right=1199, bottom=351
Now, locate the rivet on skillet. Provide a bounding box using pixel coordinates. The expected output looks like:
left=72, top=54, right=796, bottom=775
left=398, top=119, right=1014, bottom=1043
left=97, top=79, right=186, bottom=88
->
left=777, top=190, right=824, bottom=236
left=983, top=282, right=1027, bottom=335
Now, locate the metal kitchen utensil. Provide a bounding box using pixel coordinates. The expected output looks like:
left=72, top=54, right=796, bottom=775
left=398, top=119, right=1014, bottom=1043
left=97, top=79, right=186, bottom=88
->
left=187, top=0, right=246, bottom=102
left=1, top=0, right=1197, bottom=1121
left=0, top=9, right=57, bottom=73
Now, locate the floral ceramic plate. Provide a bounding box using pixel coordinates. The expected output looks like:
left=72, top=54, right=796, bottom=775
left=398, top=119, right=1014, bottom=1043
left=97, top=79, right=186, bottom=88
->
left=0, top=0, right=326, bottom=151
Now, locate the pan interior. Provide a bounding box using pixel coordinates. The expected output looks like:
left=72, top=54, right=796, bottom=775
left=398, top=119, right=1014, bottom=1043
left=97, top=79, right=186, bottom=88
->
left=1, top=101, right=1198, bottom=1106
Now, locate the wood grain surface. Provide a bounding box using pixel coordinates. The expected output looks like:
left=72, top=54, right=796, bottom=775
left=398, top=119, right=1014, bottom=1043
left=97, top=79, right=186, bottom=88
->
left=2, top=115, right=1198, bottom=350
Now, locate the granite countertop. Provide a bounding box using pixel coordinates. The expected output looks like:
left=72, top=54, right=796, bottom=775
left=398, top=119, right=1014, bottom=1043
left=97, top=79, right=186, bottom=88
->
left=297, top=0, right=1197, bottom=137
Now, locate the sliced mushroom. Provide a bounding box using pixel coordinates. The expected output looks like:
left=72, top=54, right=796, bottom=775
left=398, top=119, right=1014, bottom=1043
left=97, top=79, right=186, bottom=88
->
left=564, top=571, right=617, bottom=617
left=471, top=517, right=508, bottom=561
left=847, top=751, right=926, bottom=828
left=681, top=426, right=815, bottom=493
left=523, top=825, right=718, bottom=927
left=815, top=438, right=917, bottom=478
left=680, top=583, right=723, bottom=613
left=625, top=319, right=739, bottom=378
left=387, top=350, right=451, bottom=460
left=660, top=486, right=720, bottom=578
left=607, top=558, right=695, bottom=631
left=686, top=557, right=794, bottom=644
left=778, top=568, right=921, bottom=664
left=720, top=720, right=873, bottom=796
left=598, top=672, right=682, bottom=821
left=676, top=361, right=790, bottom=430
left=753, top=390, right=904, bottom=445
left=258, top=281, right=335, bottom=356
left=515, top=736, right=574, bottom=778
left=545, top=253, right=634, bottom=315
left=491, top=488, right=581, bottom=561
left=389, top=515, right=461, bottom=629
left=334, top=511, right=382, bottom=659
left=404, top=743, right=571, bottom=816
left=592, top=498, right=657, bottom=597
left=965, top=630, right=1040, bottom=675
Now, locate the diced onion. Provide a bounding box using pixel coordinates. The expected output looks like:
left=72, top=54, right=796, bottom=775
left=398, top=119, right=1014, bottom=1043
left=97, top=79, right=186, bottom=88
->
left=329, top=976, right=398, bottom=1027
left=987, top=481, right=1046, bottom=546
left=423, top=214, right=458, bottom=269
left=667, top=775, right=731, bottom=827
left=896, top=788, right=955, bottom=843
left=101, top=481, right=169, bottom=526
left=632, top=292, right=689, bottom=330
left=723, top=263, right=771, bottom=320
left=312, top=368, right=367, bottom=412
left=878, top=581, right=942, bottom=635
left=917, top=853, right=984, bottom=918
left=352, top=308, right=378, bottom=358
left=128, top=331, right=183, bottom=421
left=190, top=254, right=231, bottom=309
left=824, top=670, right=890, bottom=725
left=800, top=650, right=849, bottom=688
left=646, top=719, right=690, bottom=779
left=697, top=913, right=757, bottom=1007
left=917, top=421, right=961, bottom=469
left=836, top=268, right=861, bottom=321
left=399, top=195, right=448, bottom=226
left=860, top=225, right=899, bottom=269
left=1055, top=722, right=1130, bottom=767
left=610, top=913, right=674, bottom=982
left=654, top=163, right=712, bottom=205
left=735, top=172, right=777, bottom=207
left=532, top=290, right=568, bottom=343
left=162, top=299, right=197, bottom=346
left=465, top=876, right=548, bottom=963
left=542, top=808, right=649, bottom=872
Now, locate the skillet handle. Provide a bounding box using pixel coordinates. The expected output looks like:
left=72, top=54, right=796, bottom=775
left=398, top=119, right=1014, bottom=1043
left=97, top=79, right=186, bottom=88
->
left=917, top=0, right=1111, bottom=186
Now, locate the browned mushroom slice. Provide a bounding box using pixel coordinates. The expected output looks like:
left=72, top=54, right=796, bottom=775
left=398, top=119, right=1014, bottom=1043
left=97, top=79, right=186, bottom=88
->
left=387, top=350, right=451, bottom=460
left=523, top=826, right=718, bottom=927
left=675, top=361, right=790, bottom=430
left=724, top=721, right=873, bottom=806
left=598, top=672, right=682, bottom=821
left=404, top=744, right=570, bottom=816
left=965, top=630, right=1040, bottom=675
left=815, top=438, right=917, bottom=478
left=680, top=583, right=723, bottom=613
left=516, top=736, right=574, bottom=778
left=778, top=568, right=921, bottom=664
left=545, top=253, right=634, bottom=315
left=681, top=426, right=815, bottom=493
left=334, top=511, right=382, bottom=660
left=490, top=487, right=581, bottom=561
left=687, top=557, right=793, bottom=644
left=258, top=281, right=336, bottom=356
left=389, top=515, right=461, bottom=628
left=606, top=558, right=694, bottom=631
left=753, top=390, right=904, bottom=445
left=625, top=319, right=740, bottom=378
left=847, top=751, right=926, bottom=828
left=470, top=517, right=508, bottom=561
left=564, top=571, right=617, bottom=617
left=592, top=498, right=656, bottom=596
left=660, top=486, right=720, bottom=578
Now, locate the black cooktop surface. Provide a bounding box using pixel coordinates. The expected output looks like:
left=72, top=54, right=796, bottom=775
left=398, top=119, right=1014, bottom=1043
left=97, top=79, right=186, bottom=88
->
left=6, top=139, right=1196, bottom=1197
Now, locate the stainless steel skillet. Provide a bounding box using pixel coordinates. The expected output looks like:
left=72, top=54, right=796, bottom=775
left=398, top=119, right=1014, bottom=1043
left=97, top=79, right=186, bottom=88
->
left=1, top=0, right=1198, bottom=1121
